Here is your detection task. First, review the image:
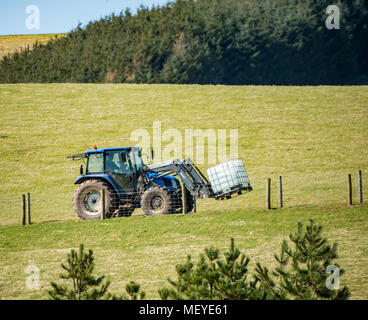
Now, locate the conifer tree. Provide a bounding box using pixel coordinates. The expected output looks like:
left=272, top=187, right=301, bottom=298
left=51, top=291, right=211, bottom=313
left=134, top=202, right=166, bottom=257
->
left=48, top=244, right=111, bottom=300
left=255, top=219, right=350, bottom=300
left=48, top=244, right=146, bottom=300
left=158, top=238, right=263, bottom=300
left=159, top=220, right=350, bottom=300
left=125, top=281, right=146, bottom=300
left=111, top=281, right=146, bottom=300
left=48, top=220, right=350, bottom=300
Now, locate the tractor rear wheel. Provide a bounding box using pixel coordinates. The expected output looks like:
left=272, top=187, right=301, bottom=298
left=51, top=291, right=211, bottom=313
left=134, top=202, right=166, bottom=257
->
left=73, top=180, right=118, bottom=220
left=140, top=186, right=172, bottom=216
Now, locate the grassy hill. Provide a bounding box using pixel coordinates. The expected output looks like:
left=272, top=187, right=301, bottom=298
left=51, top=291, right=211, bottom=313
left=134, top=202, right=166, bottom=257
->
left=0, top=34, right=64, bottom=60
left=0, top=84, right=367, bottom=299
left=1, top=205, right=367, bottom=299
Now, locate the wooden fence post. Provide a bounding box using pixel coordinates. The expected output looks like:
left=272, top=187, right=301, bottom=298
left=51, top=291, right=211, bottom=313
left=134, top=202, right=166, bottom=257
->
left=359, top=170, right=363, bottom=204
left=348, top=174, right=352, bottom=206
left=22, top=194, right=26, bottom=226
left=279, top=176, right=283, bottom=208
left=27, top=193, right=31, bottom=225
left=101, top=189, right=105, bottom=220
left=181, top=182, right=187, bottom=214
left=266, top=178, right=271, bottom=210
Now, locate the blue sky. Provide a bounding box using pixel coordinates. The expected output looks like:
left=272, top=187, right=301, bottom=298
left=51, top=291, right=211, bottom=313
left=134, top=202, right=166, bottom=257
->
left=0, top=0, right=169, bottom=35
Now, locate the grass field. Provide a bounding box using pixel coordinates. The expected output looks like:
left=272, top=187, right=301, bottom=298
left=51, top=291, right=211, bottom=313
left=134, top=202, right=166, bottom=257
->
left=0, top=84, right=367, bottom=299
left=0, top=34, right=64, bottom=60
left=0, top=205, right=367, bottom=299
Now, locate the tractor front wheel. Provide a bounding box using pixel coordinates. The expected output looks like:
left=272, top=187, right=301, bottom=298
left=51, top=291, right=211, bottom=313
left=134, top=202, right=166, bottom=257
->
left=73, top=180, right=117, bottom=220
left=140, top=186, right=172, bottom=216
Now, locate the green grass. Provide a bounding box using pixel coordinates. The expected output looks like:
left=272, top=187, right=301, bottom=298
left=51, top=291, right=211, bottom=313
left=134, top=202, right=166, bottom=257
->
left=0, top=205, right=367, bottom=299
left=0, top=84, right=367, bottom=299
left=0, top=34, right=64, bottom=60
left=0, top=85, right=367, bottom=223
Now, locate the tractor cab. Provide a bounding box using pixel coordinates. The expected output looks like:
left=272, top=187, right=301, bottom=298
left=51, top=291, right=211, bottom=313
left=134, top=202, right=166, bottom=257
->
left=69, top=147, right=144, bottom=196
left=85, top=147, right=143, bottom=194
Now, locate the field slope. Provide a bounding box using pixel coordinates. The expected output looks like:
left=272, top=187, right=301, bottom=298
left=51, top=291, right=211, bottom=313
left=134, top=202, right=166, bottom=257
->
left=0, top=34, right=64, bottom=60
left=0, top=84, right=367, bottom=299
left=0, top=205, right=367, bottom=299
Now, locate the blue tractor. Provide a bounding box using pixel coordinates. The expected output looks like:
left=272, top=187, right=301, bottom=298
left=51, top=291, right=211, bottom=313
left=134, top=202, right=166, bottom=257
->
left=68, top=146, right=252, bottom=219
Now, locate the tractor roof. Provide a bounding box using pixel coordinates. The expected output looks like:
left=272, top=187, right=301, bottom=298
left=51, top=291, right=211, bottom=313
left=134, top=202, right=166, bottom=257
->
left=85, top=147, right=132, bottom=154
left=67, top=147, right=141, bottom=160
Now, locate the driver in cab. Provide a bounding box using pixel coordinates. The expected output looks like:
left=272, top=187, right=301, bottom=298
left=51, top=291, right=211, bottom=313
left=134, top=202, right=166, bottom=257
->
left=105, top=153, right=130, bottom=174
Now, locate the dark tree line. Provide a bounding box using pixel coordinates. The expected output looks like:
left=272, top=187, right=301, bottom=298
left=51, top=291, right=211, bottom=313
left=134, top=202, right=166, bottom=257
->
left=1, top=0, right=367, bottom=84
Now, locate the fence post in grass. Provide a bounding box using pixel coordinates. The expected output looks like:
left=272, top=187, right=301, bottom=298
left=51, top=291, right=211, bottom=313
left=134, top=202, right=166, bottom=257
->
left=266, top=178, right=271, bottom=210
left=359, top=170, right=363, bottom=203
left=22, top=194, right=26, bottom=226
left=193, top=197, right=197, bottom=213
left=279, top=176, right=283, bottom=208
left=181, top=181, right=187, bottom=214
left=101, top=189, right=105, bottom=220
left=27, top=193, right=31, bottom=225
left=348, top=174, right=352, bottom=206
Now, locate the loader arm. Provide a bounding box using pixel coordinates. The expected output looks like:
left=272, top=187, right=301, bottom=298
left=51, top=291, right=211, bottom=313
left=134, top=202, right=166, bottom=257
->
left=146, top=159, right=213, bottom=198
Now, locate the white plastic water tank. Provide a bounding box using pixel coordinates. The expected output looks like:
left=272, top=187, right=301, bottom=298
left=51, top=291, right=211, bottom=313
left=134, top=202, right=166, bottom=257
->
left=206, top=159, right=251, bottom=196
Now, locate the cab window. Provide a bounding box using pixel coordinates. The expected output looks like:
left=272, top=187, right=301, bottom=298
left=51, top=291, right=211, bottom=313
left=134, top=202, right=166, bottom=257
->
left=87, top=153, right=103, bottom=173
left=105, top=151, right=131, bottom=174
left=129, top=149, right=144, bottom=173
left=105, top=151, right=121, bottom=173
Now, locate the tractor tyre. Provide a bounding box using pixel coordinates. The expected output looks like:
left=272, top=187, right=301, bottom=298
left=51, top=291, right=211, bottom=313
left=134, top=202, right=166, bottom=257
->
left=73, top=179, right=118, bottom=220
left=140, top=186, right=172, bottom=216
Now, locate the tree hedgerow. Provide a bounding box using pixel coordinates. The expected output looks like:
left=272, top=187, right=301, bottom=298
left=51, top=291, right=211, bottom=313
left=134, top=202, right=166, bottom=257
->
left=1, top=0, right=367, bottom=84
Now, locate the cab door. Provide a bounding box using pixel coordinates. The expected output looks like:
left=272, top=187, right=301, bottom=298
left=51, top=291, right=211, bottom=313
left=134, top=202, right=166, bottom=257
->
left=104, top=150, right=135, bottom=193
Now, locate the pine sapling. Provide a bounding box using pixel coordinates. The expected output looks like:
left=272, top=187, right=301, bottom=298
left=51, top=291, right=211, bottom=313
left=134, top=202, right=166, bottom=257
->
left=48, top=244, right=111, bottom=300
left=255, top=220, right=350, bottom=300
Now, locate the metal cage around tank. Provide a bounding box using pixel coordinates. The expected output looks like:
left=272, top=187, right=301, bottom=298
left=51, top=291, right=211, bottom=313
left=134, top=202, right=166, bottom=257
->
left=206, top=159, right=252, bottom=199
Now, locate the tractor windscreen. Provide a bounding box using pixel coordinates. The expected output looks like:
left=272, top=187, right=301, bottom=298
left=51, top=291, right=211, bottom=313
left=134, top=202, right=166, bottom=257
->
left=87, top=153, right=104, bottom=173
left=129, top=149, right=144, bottom=173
